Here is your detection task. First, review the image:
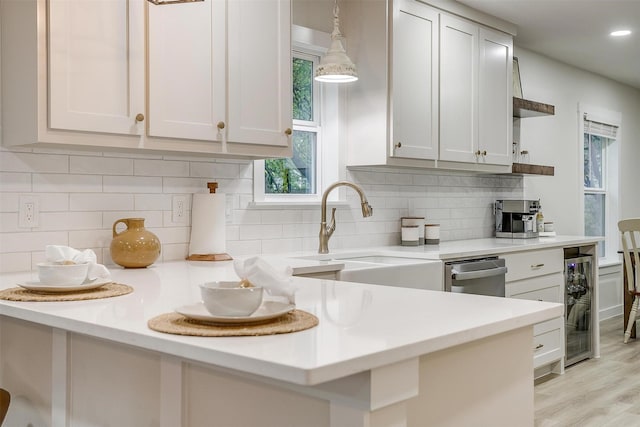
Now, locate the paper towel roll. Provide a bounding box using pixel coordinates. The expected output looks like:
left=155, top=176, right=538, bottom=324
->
left=189, top=193, right=226, bottom=255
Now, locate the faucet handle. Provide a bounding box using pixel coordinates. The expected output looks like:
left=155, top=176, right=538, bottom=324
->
left=327, top=207, right=337, bottom=236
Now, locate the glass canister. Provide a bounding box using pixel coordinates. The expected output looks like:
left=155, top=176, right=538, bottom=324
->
left=110, top=218, right=161, bottom=268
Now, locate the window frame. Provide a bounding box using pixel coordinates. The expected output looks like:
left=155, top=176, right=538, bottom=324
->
left=253, top=25, right=341, bottom=205
left=580, top=104, right=621, bottom=262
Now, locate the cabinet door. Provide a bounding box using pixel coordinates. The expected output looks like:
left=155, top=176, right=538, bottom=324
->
left=226, top=0, right=292, bottom=147
left=478, top=27, right=512, bottom=165
left=439, top=14, right=478, bottom=163
left=148, top=0, right=226, bottom=141
left=391, top=0, right=439, bottom=160
left=48, top=0, right=144, bottom=135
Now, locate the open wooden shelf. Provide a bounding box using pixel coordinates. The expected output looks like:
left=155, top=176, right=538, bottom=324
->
left=511, top=162, right=554, bottom=176
left=513, top=97, right=555, bottom=118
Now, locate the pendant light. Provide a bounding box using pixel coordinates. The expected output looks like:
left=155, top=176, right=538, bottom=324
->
left=314, top=0, right=358, bottom=83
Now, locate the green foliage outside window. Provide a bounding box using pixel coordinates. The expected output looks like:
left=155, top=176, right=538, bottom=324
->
left=265, top=56, right=317, bottom=194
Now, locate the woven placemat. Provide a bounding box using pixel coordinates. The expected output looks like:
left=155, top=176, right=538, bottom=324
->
left=0, top=283, right=133, bottom=302
left=148, top=309, right=318, bottom=337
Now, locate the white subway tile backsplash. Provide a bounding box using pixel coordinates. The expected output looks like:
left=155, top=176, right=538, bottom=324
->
left=135, top=194, right=173, bottom=211
left=0, top=145, right=524, bottom=272
left=0, top=252, right=32, bottom=273
left=104, top=176, right=163, bottom=193
left=70, top=156, right=133, bottom=175
left=68, top=230, right=112, bottom=252
left=1, top=152, right=69, bottom=173
left=0, top=172, right=32, bottom=192
left=134, top=159, right=189, bottom=177
left=34, top=174, right=102, bottom=193
left=0, top=231, right=68, bottom=253
left=190, top=162, right=241, bottom=179
left=239, top=224, right=283, bottom=240
left=70, top=193, right=134, bottom=211
left=40, top=211, right=103, bottom=231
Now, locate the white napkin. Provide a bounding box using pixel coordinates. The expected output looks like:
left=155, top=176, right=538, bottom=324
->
left=233, top=257, right=296, bottom=304
left=45, top=245, right=111, bottom=280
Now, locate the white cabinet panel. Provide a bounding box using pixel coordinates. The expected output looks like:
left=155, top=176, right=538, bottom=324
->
left=48, top=0, right=144, bottom=135
left=227, top=0, right=291, bottom=147
left=391, top=0, right=439, bottom=160
left=148, top=0, right=225, bottom=141
left=478, top=28, right=512, bottom=165
left=439, top=14, right=477, bottom=164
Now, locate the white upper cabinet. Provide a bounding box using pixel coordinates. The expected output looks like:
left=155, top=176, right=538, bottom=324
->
left=343, top=0, right=514, bottom=172
left=0, top=0, right=292, bottom=158
left=478, top=27, right=513, bottom=166
left=440, top=14, right=513, bottom=166
left=226, top=0, right=291, bottom=148
left=148, top=0, right=291, bottom=149
left=147, top=0, right=226, bottom=142
left=391, top=0, right=439, bottom=161
left=439, top=14, right=478, bottom=164
left=48, top=0, right=145, bottom=136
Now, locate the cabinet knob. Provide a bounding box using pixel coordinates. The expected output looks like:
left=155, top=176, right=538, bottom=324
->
left=284, top=128, right=292, bottom=136
left=217, top=121, right=225, bottom=130
left=482, top=150, right=487, bottom=156
left=135, top=113, right=145, bottom=122
left=395, top=142, right=402, bottom=149
left=475, top=150, right=481, bottom=156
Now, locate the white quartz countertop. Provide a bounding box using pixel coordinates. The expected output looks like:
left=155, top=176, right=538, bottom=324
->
left=0, top=256, right=562, bottom=386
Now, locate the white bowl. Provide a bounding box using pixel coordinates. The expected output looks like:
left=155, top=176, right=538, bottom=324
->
left=37, top=262, right=90, bottom=286
left=199, top=281, right=264, bottom=317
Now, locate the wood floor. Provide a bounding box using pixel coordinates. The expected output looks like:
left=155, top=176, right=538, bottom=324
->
left=535, top=316, right=640, bottom=426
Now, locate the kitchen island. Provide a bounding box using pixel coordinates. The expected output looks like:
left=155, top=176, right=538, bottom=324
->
left=1, top=259, right=561, bottom=426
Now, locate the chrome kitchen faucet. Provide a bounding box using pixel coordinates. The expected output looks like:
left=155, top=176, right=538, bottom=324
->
left=318, top=181, right=373, bottom=254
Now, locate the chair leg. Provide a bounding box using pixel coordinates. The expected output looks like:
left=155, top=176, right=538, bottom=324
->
left=624, top=297, right=639, bottom=343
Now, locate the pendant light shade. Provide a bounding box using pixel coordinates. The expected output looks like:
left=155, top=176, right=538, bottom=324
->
left=314, top=0, right=358, bottom=83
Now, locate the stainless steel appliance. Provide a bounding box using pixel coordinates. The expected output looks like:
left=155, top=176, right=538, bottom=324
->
left=565, top=255, right=593, bottom=366
left=445, top=257, right=507, bottom=297
left=495, top=199, right=541, bottom=238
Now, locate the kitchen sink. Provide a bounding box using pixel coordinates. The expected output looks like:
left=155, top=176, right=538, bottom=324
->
left=292, top=252, right=444, bottom=291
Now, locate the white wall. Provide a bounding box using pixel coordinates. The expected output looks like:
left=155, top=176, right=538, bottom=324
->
left=515, top=47, right=640, bottom=234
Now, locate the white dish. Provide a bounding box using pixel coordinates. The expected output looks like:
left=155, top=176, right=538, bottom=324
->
left=18, top=278, right=112, bottom=293
left=175, top=301, right=295, bottom=324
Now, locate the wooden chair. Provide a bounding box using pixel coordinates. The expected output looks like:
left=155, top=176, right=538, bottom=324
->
left=0, top=388, right=9, bottom=426
left=619, top=218, right=640, bottom=343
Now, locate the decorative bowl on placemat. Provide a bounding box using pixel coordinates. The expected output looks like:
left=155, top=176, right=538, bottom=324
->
left=199, top=281, right=264, bottom=317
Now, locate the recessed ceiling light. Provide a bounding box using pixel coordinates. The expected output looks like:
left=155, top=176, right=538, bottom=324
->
left=610, top=30, right=632, bottom=37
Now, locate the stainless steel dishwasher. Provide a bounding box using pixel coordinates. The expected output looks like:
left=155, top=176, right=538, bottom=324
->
left=444, top=257, right=507, bottom=297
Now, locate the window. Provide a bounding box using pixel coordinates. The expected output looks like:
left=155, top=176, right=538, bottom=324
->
left=254, top=26, right=340, bottom=204
left=264, top=52, right=320, bottom=196
left=582, top=107, right=621, bottom=260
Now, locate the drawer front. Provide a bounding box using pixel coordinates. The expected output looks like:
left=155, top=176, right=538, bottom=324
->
left=533, top=316, right=563, bottom=335
left=533, top=327, right=563, bottom=368
left=507, top=274, right=563, bottom=303
left=504, top=248, right=564, bottom=282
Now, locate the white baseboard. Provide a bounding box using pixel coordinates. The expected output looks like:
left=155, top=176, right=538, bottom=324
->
left=599, top=304, right=623, bottom=321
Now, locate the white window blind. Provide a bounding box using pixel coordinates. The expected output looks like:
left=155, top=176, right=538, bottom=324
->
left=583, top=113, right=619, bottom=139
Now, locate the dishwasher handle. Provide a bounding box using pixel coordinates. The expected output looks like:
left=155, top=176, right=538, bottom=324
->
left=451, top=266, right=508, bottom=281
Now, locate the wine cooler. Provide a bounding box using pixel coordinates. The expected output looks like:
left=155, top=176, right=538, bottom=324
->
left=565, top=255, right=593, bottom=366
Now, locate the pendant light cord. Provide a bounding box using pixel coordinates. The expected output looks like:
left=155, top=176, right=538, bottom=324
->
left=332, top=0, right=342, bottom=40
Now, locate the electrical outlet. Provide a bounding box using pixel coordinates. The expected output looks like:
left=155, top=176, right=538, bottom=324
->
left=19, top=196, right=40, bottom=228
left=172, top=195, right=188, bottom=224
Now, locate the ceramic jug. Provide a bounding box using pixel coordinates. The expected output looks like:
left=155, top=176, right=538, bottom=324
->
left=110, top=218, right=161, bottom=268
